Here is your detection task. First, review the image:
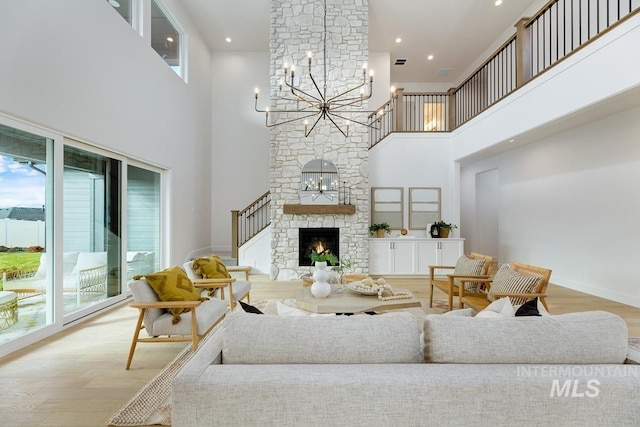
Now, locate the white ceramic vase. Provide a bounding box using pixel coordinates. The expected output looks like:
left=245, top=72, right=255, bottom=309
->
left=310, top=261, right=331, bottom=298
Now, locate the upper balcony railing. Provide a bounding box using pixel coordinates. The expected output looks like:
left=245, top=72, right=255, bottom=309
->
left=369, top=0, right=640, bottom=148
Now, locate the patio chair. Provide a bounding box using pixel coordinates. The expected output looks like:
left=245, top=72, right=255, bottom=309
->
left=429, top=252, right=494, bottom=311
left=183, top=256, right=251, bottom=310
left=126, top=274, right=228, bottom=370
left=458, top=261, right=552, bottom=312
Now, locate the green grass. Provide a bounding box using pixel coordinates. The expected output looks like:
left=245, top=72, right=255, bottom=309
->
left=0, top=252, right=42, bottom=271
left=0, top=253, right=42, bottom=289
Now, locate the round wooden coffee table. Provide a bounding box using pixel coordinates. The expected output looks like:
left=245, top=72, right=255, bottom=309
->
left=296, top=286, right=421, bottom=314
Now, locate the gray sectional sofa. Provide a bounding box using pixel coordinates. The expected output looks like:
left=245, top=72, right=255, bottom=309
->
left=172, top=310, right=640, bottom=426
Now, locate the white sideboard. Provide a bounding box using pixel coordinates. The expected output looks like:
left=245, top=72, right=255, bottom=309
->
left=369, top=238, right=464, bottom=275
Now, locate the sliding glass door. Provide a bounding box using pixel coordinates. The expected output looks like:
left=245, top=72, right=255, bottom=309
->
left=0, top=118, right=165, bottom=355
left=126, top=164, right=161, bottom=280
left=0, top=122, right=52, bottom=344
left=62, top=144, right=122, bottom=317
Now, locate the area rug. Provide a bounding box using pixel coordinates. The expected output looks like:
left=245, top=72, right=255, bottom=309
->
left=106, top=298, right=443, bottom=427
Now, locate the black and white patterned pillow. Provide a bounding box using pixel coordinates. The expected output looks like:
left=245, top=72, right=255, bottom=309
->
left=488, top=264, right=542, bottom=305
left=453, top=255, right=486, bottom=292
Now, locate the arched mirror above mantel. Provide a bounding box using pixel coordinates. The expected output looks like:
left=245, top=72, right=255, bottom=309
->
left=300, top=159, right=339, bottom=205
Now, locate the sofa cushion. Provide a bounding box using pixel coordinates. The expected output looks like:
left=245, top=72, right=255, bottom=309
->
left=222, top=311, right=422, bottom=364
left=488, top=264, right=542, bottom=305
left=424, top=311, right=628, bottom=364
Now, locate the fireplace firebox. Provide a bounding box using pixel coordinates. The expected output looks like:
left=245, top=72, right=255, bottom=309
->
left=299, top=228, right=340, bottom=266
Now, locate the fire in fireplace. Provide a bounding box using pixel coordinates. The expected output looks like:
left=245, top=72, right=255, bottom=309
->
left=298, top=228, right=340, bottom=266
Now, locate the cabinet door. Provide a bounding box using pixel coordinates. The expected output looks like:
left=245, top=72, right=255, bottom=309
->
left=369, top=241, right=392, bottom=274
left=391, top=241, right=415, bottom=274
left=440, top=240, right=464, bottom=266
left=416, top=241, right=439, bottom=274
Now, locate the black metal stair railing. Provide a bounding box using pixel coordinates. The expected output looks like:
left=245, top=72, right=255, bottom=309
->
left=368, top=0, right=640, bottom=148
left=231, top=191, right=271, bottom=258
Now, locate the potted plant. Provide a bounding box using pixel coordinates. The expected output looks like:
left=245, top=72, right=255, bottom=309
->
left=435, top=220, right=457, bottom=238
left=369, top=223, right=391, bottom=238
left=331, top=257, right=353, bottom=284
left=310, top=250, right=338, bottom=266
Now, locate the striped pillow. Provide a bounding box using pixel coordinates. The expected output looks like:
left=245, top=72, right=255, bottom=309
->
left=453, top=255, right=486, bottom=292
left=488, top=264, right=542, bottom=305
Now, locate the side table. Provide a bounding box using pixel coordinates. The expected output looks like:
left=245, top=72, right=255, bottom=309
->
left=0, top=291, right=18, bottom=330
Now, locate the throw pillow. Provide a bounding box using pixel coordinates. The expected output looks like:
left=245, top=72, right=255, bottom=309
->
left=515, top=297, right=541, bottom=316
left=475, top=296, right=515, bottom=318
left=239, top=301, right=263, bottom=314
left=452, top=255, right=486, bottom=292
left=192, top=255, right=230, bottom=279
left=141, top=266, right=202, bottom=324
left=514, top=297, right=550, bottom=316
left=488, top=264, right=543, bottom=305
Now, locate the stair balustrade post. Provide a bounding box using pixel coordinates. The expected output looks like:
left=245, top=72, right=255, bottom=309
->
left=394, top=87, right=404, bottom=132
left=447, top=88, right=457, bottom=131
left=515, top=18, right=532, bottom=88
left=231, top=210, right=239, bottom=259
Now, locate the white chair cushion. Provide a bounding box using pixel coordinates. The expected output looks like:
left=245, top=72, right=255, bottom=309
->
left=71, top=252, right=107, bottom=275
left=128, top=278, right=163, bottom=336
left=152, top=298, right=227, bottom=336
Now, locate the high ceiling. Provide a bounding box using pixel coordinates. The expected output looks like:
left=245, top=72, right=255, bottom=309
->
left=180, top=0, right=541, bottom=84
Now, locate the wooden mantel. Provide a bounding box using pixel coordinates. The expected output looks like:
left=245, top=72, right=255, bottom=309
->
left=283, top=204, right=356, bottom=215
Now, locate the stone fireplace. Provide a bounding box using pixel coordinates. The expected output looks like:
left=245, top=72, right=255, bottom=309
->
left=269, top=0, right=370, bottom=279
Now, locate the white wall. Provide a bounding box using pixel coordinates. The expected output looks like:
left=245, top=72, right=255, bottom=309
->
left=369, top=133, right=456, bottom=237
left=368, top=52, right=391, bottom=112
left=210, top=52, right=270, bottom=252
left=0, top=1, right=213, bottom=265
left=460, top=105, right=640, bottom=307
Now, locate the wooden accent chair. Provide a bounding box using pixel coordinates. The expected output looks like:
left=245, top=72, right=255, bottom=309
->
left=126, top=277, right=228, bottom=370
left=182, top=261, right=251, bottom=310
left=458, top=261, right=552, bottom=312
left=429, top=252, right=494, bottom=311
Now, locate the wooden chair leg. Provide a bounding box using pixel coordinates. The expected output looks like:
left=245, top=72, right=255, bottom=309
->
left=191, top=308, right=199, bottom=351
left=447, top=277, right=454, bottom=311
left=429, top=281, right=434, bottom=307
left=541, top=297, right=550, bottom=313
left=126, top=309, right=146, bottom=370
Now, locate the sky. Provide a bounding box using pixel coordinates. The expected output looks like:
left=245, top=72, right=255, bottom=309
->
left=0, top=155, right=46, bottom=208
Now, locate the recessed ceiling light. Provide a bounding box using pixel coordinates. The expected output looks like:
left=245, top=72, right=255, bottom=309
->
left=509, top=139, right=515, bottom=143
left=108, top=0, right=120, bottom=7
left=166, top=36, right=174, bottom=43
left=225, top=37, right=232, bottom=43
left=395, top=37, right=402, bottom=43
left=427, top=55, right=434, bottom=60
left=495, top=0, right=503, bottom=5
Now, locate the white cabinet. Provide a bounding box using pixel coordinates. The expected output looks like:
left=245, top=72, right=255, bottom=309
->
left=369, top=240, right=415, bottom=274
left=416, top=240, right=464, bottom=275
left=369, top=238, right=464, bottom=275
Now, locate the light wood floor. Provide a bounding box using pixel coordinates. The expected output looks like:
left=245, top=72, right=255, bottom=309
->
left=1, top=276, right=639, bottom=426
